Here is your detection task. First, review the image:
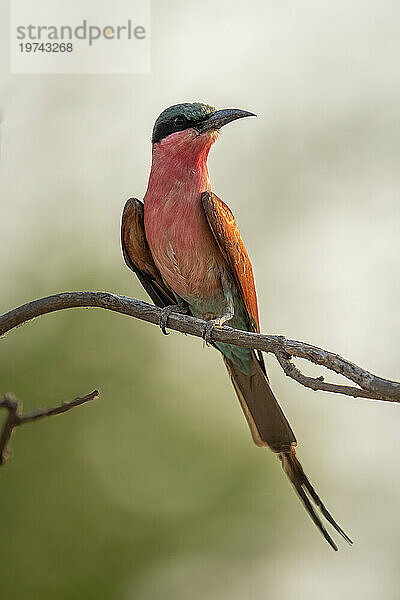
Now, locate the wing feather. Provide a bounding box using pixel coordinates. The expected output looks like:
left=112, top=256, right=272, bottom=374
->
left=121, top=198, right=176, bottom=307
left=201, top=191, right=260, bottom=333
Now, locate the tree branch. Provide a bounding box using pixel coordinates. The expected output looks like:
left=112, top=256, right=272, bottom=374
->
left=0, top=291, right=399, bottom=404
left=0, top=390, right=99, bottom=466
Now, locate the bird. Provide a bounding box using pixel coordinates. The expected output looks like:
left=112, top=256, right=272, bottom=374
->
left=121, top=102, right=352, bottom=551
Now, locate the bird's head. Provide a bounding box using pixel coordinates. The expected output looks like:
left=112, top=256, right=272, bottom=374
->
left=151, top=102, right=255, bottom=163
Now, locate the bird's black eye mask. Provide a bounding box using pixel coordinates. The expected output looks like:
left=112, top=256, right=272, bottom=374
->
left=152, top=113, right=211, bottom=144
left=151, top=103, right=255, bottom=144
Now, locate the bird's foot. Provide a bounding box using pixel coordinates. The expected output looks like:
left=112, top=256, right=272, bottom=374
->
left=203, top=317, right=226, bottom=346
left=159, top=302, right=189, bottom=335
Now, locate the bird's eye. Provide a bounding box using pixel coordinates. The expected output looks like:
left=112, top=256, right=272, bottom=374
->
left=174, top=115, right=187, bottom=128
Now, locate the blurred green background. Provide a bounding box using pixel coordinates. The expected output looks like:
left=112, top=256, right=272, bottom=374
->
left=1, top=1, right=400, bottom=598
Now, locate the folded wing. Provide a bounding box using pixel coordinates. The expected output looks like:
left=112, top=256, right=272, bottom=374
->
left=121, top=198, right=176, bottom=307
left=201, top=191, right=260, bottom=333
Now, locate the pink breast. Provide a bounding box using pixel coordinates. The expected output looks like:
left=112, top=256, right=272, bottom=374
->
left=145, top=182, right=224, bottom=300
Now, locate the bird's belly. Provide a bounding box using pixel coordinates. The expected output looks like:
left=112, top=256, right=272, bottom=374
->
left=154, top=231, right=227, bottom=315
left=145, top=199, right=227, bottom=317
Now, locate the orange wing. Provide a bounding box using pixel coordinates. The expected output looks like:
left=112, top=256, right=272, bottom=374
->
left=121, top=198, right=176, bottom=307
left=201, top=191, right=260, bottom=333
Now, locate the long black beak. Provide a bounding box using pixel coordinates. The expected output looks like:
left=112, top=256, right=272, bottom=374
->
left=196, top=108, right=256, bottom=134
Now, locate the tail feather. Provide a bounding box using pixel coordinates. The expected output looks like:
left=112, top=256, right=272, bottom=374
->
left=224, top=352, right=352, bottom=550
left=223, top=353, right=296, bottom=451
left=280, top=448, right=353, bottom=551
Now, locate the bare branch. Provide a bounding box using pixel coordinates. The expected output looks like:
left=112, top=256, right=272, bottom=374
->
left=275, top=352, right=381, bottom=400
left=0, top=390, right=99, bottom=466
left=0, top=291, right=399, bottom=403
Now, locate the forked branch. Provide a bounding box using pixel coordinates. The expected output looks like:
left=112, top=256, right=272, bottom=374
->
left=0, top=291, right=399, bottom=466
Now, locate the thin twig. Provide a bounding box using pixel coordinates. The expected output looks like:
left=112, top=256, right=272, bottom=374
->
left=0, top=390, right=98, bottom=466
left=0, top=291, right=399, bottom=402
left=275, top=352, right=381, bottom=400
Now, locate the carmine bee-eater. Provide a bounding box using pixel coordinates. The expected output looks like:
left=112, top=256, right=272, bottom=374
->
left=121, top=102, right=352, bottom=550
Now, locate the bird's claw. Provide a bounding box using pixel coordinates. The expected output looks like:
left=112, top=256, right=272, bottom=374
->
left=159, top=306, right=174, bottom=335
left=159, top=302, right=189, bottom=335
left=203, top=318, right=223, bottom=346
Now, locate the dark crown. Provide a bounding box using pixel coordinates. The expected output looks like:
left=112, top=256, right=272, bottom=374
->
left=152, top=102, right=215, bottom=144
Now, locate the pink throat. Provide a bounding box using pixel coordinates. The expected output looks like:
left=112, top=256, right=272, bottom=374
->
left=145, top=128, right=218, bottom=200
